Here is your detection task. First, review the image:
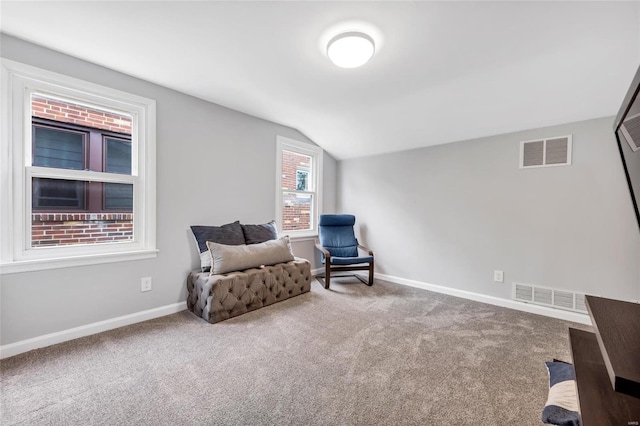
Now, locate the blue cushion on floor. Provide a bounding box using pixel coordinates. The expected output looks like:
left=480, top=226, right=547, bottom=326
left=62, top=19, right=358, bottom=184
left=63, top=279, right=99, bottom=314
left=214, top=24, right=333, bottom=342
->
left=542, top=361, right=581, bottom=426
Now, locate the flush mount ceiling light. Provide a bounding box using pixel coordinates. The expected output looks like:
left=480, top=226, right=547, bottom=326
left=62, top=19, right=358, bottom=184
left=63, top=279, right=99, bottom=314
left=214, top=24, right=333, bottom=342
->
left=327, top=32, right=375, bottom=68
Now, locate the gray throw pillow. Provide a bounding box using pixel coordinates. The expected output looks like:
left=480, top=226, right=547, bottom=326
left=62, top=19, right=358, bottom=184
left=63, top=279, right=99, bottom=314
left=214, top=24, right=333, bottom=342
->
left=241, top=220, right=278, bottom=244
left=190, top=221, right=244, bottom=272
left=207, top=236, right=294, bottom=275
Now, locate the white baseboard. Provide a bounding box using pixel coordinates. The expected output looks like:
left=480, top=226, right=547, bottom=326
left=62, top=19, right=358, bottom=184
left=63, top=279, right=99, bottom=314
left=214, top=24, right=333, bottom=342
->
left=0, top=301, right=187, bottom=359
left=360, top=272, right=592, bottom=326
left=3, top=272, right=588, bottom=359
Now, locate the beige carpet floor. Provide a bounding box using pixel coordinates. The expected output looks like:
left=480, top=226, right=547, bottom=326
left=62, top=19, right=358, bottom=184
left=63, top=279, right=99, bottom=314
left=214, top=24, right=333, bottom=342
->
left=1, top=277, right=589, bottom=425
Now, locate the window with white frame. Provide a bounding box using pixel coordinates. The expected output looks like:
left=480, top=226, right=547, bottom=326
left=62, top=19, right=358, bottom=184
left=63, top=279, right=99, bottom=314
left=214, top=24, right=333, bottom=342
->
left=276, top=136, right=322, bottom=237
left=0, top=60, right=157, bottom=273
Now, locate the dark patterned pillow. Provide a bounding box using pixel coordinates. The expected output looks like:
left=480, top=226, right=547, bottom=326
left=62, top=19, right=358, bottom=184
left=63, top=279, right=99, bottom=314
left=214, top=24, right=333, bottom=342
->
left=190, top=221, right=244, bottom=272
left=241, top=220, right=278, bottom=245
left=542, top=361, right=581, bottom=426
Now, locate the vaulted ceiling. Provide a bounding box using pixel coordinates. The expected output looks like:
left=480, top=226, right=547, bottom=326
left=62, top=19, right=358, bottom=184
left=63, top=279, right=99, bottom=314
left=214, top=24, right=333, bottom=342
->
left=2, top=1, right=639, bottom=159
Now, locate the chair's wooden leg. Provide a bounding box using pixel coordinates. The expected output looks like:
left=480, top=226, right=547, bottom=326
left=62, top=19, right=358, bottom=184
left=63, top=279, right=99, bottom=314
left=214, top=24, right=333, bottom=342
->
left=325, top=262, right=331, bottom=289
left=368, top=261, right=374, bottom=286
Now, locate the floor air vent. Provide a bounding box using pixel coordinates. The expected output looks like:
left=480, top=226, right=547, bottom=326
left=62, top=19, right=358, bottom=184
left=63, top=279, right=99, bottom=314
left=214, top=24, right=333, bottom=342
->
left=513, top=282, right=588, bottom=314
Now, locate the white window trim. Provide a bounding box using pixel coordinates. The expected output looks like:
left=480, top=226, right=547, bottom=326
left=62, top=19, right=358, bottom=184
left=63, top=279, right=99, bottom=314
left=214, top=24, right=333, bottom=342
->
left=0, top=59, right=157, bottom=274
left=275, top=136, right=323, bottom=240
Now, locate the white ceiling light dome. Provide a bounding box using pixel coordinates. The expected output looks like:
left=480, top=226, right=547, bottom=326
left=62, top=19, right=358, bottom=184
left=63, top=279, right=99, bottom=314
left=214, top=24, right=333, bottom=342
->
left=327, top=32, right=375, bottom=68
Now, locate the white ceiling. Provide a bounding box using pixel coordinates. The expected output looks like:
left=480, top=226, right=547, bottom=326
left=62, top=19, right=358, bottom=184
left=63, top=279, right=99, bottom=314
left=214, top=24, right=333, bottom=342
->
left=1, top=1, right=639, bottom=160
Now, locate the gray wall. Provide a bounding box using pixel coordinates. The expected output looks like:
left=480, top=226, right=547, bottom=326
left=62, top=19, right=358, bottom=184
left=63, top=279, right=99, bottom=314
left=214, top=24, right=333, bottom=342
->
left=0, top=34, right=336, bottom=345
left=338, top=117, right=640, bottom=302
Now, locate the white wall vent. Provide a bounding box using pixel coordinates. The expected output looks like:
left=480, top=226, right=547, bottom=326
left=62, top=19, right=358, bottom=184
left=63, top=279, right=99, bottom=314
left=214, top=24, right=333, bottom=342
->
left=520, top=135, right=572, bottom=168
left=574, top=293, right=587, bottom=312
left=621, top=112, right=640, bottom=152
left=512, top=282, right=588, bottom=314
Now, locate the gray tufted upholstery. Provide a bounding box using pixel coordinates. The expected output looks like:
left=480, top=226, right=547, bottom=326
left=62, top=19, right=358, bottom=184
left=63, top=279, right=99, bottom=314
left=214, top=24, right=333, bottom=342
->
left=186, top=258, right=311, bottom=323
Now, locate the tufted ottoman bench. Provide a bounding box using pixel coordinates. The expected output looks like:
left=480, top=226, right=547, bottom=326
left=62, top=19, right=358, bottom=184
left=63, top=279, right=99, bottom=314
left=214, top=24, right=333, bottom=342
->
left=186, top=258, right=311, bottom=323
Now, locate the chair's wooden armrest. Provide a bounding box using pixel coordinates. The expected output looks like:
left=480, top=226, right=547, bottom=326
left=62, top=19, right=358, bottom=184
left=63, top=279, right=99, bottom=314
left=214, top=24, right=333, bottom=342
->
left=358, top=244, right=374, bottom=256
left=315, top=240, right=331, bottom=259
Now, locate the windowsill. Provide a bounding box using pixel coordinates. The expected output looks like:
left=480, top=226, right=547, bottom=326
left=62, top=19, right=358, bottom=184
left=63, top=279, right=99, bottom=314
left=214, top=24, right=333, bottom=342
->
left=0, top=249, right=159, bottom=275
left=286, top=233, right=318, bottom=242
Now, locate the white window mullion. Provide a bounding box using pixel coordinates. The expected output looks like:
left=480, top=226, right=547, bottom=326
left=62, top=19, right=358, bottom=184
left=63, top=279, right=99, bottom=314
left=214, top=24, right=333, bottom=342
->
left=281, top=189, right=315, bottom=196
left=27, top=166, right=136, bottom=184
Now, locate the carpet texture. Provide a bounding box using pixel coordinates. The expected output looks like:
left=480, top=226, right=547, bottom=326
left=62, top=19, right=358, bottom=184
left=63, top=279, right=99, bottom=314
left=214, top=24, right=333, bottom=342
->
left=1, top=277, right=589, bottom=425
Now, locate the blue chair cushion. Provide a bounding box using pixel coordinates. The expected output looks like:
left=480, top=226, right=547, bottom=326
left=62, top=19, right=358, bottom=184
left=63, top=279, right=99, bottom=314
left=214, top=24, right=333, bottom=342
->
left=318, top=214, right=355, bottom=226
left=318, top=214, right=358, bottom=257
left=326, top=255, right=374, bottom=265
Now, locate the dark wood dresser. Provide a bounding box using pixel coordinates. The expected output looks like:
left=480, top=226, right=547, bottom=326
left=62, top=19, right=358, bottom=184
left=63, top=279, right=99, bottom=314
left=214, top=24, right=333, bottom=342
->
left=568, top=296, right=640, bottom=425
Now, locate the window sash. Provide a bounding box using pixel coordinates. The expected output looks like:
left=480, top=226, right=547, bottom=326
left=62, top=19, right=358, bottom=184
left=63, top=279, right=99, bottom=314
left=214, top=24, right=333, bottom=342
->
left=25, top=168, right=136, bottom=250
left=25, top=158, right=137, bottom=252
left=31, top=119, right=134, bottom=213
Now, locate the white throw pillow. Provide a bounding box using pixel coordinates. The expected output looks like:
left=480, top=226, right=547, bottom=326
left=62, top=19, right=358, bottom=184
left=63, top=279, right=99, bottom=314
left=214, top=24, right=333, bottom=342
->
left=207, top=235, right=294, bottom=275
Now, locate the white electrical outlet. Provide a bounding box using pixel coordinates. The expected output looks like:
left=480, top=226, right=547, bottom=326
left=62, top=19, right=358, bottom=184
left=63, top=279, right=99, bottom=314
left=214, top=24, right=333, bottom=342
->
left=141, top=277, right=152, bottom=292
left=493, top=270, right=504, bottom=283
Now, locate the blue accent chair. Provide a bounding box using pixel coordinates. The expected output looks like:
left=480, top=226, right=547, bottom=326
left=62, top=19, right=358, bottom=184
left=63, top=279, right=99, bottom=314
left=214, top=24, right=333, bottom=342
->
left=314, top=214, right=374, bottom=289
